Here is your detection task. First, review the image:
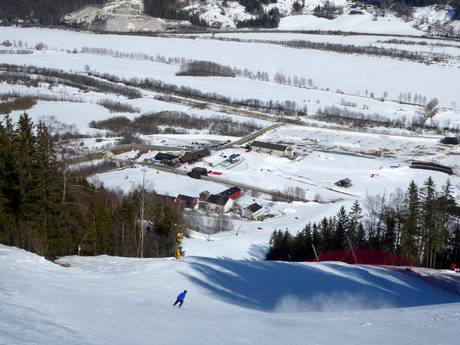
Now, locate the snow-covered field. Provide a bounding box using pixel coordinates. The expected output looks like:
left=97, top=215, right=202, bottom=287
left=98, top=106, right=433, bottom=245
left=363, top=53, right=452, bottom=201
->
left=1, top=245, right=460, bottom=345
left=196, top=31, right=460, bottom=55
left=259, top=124, right=454, bottom=163
left=2, top=26, right=460, bottom=113
left=0, top=81, right=268, bottom=137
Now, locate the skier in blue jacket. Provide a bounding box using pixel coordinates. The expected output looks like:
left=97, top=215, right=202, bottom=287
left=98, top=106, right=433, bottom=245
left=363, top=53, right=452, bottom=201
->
left=173, top=290, right=187, bottom=307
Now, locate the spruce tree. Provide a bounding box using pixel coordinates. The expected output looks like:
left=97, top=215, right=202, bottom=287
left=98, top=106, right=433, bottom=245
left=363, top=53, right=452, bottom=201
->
left=382, top=210, right=396, bottom=253
left=292, top=224, right=313, bottom=261
left=13, top=113, right=36, bottom=249
left=319, top=217, right=333, bottom=253
left=116, top=197, right=138, bottom=257
left=143, top=0, right=179, bottom=19
left=419, top=177, right=438, bottom=267
left=0, top=120, right=12, bottom=244
left=355, top=223, right=367, bottom=249
left=401, top=181, right=419, bottom=262
left=348, top=200, right=363, bottom=246
left=311, top=223, right=321, bottom=259
left=32, top=121, right=61, bottom=256
left=335, top=206, right=349, bottom=251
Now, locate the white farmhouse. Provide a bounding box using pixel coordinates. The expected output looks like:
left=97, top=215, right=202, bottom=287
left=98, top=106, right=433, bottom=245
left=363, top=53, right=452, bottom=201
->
left=251, top=141, right=294, bottom=158
left=207, top=194, right=234, bottom=213
left=244, top=203, right=263, bottom=220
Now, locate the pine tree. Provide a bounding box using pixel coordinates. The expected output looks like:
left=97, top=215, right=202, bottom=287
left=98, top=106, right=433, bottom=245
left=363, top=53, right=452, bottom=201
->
left=348, top=200, right=363, bottom=246
left=143, top=0, right=180, bottom=19
left=116, top=197, right=138, bottom=257
left=292, top=224, right=314, bottom=261
left=92, top=190, right=113, bottom=256
left=401, top=181, right=419, bottom=262
left=0, top=119, right=14, bottom=245
left=31, top=121, right=61, bottom=256
left=419, top=177, right=438, bottom=267
left=311, top=223, right=321, bottom=260
left=319, top=217, right=333, bottom=253
left=382, top=209, right=396, bottom=253
left=335, top=206, right=349, bottom=251
left=355, top=223, right=367, bottom=249
left=450, top=217, right=460, bottom=264
left=266, top=230, right=293, bottom=261
left=431, top=179, right=456, bottom=267
left=13, top=113, right=36, bottom=249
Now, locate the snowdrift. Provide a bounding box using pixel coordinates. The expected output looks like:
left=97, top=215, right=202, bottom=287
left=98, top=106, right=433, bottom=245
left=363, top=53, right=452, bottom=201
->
left=1, top=245, right=460, bottom=345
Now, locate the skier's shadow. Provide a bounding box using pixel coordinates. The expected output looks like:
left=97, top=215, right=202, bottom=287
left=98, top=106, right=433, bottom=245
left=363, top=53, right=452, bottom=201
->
left=181, top=257, right=460, bottom=312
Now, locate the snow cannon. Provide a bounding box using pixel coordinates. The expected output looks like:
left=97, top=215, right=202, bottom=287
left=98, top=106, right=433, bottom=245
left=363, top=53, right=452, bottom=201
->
left=176, top=232, right=184, bottom=245
left=175, top=232, right=184, bottom=260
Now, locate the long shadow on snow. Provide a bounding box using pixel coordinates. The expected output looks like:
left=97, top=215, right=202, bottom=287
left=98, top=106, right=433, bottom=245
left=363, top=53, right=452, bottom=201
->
left=182, top=257, right=460, bottom=312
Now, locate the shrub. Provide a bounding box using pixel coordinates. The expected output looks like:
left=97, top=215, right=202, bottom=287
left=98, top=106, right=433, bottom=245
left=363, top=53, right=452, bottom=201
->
left=97, top=99, right=140, bottom=113
left=176, top=61, right=236, bottom=77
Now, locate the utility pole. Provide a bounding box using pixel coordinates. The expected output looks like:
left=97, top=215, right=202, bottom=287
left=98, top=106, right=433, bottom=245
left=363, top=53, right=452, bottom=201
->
left=140, top=169, right=146, bottom=258
left=311, top=242, right=319, bottom=262
left=235, top=224, right=243, bottom=237
left=346, top=234, right=358, bottom=264
left=121, top=222, right=125, bottom=257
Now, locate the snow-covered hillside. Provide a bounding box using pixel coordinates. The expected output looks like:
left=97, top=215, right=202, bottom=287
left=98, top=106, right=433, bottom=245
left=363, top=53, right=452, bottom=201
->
left=1, top=244, right=460, bottom=345
left=65, top=0, right=190, bottom=32
left=61, top=0, right=460, bottom=35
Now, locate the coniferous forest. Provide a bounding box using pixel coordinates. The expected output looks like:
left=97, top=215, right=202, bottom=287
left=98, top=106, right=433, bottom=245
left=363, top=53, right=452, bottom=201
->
left=267, top=180, right=460, bottom=268
left=0, top=114, right=182, bottom=259
left=0, top=0, right=105, bottom=25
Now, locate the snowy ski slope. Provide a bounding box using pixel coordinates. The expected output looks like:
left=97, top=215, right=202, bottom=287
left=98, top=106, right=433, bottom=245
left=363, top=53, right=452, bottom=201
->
left=1, top=245, right=460, bottom=345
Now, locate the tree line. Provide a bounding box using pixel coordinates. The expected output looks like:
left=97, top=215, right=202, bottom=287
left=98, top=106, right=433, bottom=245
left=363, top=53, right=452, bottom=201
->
left=143, top=0, right=282, bottom=29
left=89, top=111, right=262, bottom=137
left=176, top=61, right=237, bottom=77
left=89, top=70, right=308, bottom=117
left=237, top=8, right=281, bottom=28
left=0, top=95, right=36, bottom=114
left=0, top=64, right=142, bottom=99
left=142, top=0, right=208, bottom=27
left=358, top=0, right=460, bottom=20
left=0, top=0, right=104, bottom=25
left=313, top=1, right=343, bottom=20
left=267, top=178, right=460, bottom=268
left=192, top=35, right=449, bottom=64
left=314, top=105, right=457, bottom=133
left=80, top=46, right=271, bottom=82
left=0, top=114, right=183, bottom=259
left=237, top=0, right=278, bottom=13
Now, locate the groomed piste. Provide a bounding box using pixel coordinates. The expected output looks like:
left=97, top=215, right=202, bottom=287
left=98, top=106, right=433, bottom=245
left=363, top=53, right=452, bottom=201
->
left=1, top=245, right=459, bottom=345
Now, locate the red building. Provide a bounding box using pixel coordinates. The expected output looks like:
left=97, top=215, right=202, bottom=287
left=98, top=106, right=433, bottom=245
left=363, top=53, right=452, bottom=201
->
left=177, top=194, right=199, bottom=209
left=219, top=187, right=242, bottom=200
